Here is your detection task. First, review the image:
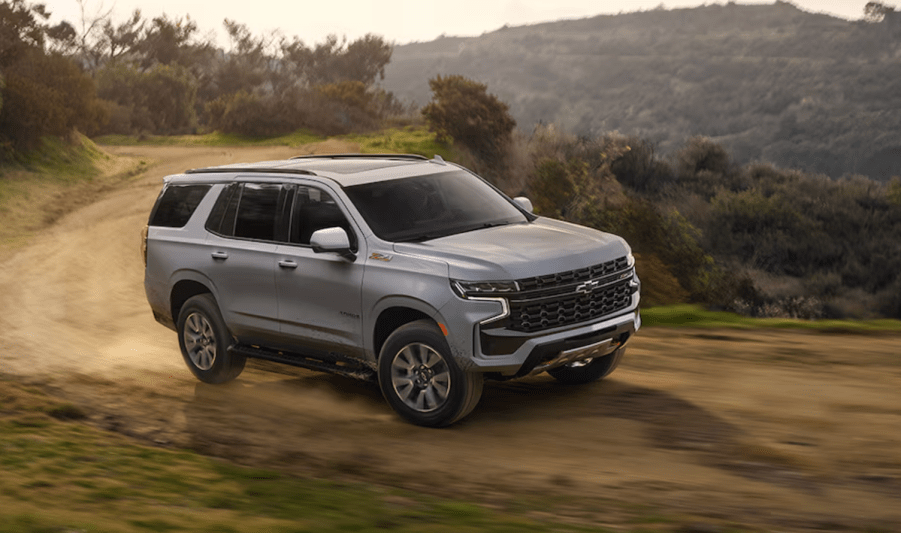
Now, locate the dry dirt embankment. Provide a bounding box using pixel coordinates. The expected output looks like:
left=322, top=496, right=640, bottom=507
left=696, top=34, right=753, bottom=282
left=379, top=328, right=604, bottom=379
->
left=1, top=145, right=900, bottom=532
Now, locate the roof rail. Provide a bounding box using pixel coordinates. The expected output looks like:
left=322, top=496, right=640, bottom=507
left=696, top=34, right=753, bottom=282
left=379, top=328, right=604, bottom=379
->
left=186, top=167, right=318, bottom=177
left=289, top=153, right=427, bottom=161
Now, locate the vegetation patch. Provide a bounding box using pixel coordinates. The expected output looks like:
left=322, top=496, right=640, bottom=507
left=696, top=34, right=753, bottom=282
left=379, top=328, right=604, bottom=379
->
left=0, top=374, right=645, bottom=533
left=95, top=130, right=324, bottom=148
left=642, top=305, right=901, bottom=332
left=344, top=126, right=455, bottom=160
left=0, top=135, right=146, bottom=257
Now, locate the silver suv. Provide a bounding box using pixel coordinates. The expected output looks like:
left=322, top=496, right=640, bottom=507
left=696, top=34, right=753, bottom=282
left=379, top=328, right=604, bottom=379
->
left=143, top=154, right=640, bottom=426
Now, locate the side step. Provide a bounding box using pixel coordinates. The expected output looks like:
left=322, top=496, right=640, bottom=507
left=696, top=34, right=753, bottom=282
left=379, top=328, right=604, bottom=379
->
left=228, top=344, right=376, bottom=382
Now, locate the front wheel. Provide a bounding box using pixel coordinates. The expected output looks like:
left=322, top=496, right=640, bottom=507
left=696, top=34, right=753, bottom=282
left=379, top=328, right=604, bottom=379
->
left=177, top=294, right=246, bottom=384
left=547, top=347, right=625, bottom=384
left=378, top=320, right=483, bottom=427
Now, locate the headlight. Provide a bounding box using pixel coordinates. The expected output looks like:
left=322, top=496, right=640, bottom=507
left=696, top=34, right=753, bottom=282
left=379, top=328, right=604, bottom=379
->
left=451, top=280, right=519, bottom=298
left=626, top=252, right=635, bottom=268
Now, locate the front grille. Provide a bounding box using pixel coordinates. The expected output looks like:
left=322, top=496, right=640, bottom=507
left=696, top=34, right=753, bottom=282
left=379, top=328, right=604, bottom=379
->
left=517, top=256, right=630, bottom=292
left=507, top=256, right=634, bottom=333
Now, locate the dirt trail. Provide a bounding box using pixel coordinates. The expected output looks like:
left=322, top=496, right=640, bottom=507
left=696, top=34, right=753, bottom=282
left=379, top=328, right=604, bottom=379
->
left=2, top=145, right=900, bottom=531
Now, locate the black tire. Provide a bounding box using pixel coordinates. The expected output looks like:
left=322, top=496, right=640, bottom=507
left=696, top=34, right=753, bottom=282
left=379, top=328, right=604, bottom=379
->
left=378, top=319, right=483, bottom=427
left=547, top=347, right=625, bottom=385
left=177, top=294, right=246, bottom=384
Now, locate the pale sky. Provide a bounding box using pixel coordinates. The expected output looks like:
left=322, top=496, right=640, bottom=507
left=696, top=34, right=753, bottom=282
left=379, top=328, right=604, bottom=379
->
left=46, top=0, right=872, bottom=48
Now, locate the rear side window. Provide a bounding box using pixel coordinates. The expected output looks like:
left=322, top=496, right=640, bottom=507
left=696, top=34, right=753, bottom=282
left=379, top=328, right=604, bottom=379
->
left=234, top=184, right=281, bottom=240
left=149, top=184, right=211, bottom=228
left=206, top=183, right=290, bottom=242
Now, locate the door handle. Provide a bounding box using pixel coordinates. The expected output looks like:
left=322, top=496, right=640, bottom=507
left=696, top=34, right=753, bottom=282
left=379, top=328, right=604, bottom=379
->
left=278, top=260, right=298, bottom=269
left=211, top=251, right=228, bottom=260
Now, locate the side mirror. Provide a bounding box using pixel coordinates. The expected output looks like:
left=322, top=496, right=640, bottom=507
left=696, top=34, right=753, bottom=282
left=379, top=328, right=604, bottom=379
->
left=514, top=196, right=533, bottom=213
left=310, top=227, right=355, bottom=260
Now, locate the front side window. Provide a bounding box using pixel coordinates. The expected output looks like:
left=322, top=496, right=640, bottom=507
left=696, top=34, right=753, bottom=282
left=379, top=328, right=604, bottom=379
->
left=149, top=184, right=211, bottom=228
left=344, top=170, right=528, bottom=242
left=290, top=186, right=357, bottom=250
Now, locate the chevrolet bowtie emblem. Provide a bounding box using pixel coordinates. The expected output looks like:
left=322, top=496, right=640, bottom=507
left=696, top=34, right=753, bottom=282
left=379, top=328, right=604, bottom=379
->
left=575, top=279, right=601, bottom=294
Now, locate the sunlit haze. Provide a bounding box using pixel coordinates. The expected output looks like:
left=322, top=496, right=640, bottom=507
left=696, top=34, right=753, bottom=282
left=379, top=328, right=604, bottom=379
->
left=46, top=0, right=870, bottom=48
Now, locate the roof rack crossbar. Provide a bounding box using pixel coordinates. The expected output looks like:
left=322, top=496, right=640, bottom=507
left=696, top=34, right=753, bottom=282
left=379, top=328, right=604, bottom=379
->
left=288, top=153, right=427, bottom=161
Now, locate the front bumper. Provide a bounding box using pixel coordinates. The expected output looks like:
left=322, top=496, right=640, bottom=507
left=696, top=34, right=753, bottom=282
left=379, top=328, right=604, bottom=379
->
left=469, top=308, right=640, bottom=376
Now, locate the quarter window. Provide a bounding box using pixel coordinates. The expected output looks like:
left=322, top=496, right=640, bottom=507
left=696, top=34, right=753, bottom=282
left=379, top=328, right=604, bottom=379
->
left=149, top=184, right=211, bottom=228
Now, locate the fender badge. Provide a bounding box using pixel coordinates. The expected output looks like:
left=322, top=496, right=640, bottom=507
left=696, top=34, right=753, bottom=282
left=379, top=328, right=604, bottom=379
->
left=369, top=252, right=393, bottom=262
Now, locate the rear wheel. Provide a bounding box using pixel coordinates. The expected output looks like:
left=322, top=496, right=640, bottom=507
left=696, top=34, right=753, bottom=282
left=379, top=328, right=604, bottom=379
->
left=378, top=320, right=482, bottom=427
left=177, top=294, right=246, bottom=384
left=547, top=347, right=625, bottom=384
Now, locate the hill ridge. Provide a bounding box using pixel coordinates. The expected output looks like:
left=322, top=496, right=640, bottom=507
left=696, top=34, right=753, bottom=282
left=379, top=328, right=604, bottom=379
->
left=383, top=1, right=901, bottom=179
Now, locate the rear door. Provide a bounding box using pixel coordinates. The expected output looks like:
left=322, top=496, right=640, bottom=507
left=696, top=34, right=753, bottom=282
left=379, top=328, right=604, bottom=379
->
left=203, top=181, right=292, bottom=343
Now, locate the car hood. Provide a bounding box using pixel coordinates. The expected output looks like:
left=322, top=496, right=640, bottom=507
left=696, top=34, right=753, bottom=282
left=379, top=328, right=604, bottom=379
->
left=393, top=217, right=630, bottom=280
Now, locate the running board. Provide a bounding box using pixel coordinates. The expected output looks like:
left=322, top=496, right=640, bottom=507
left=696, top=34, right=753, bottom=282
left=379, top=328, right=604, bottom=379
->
left=228, top=344, right=376, bottom=382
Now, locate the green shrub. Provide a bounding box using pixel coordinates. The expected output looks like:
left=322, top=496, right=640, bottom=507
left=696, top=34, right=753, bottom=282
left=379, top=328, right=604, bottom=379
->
left=97, top=63, right=196, bottom=134
left=529, top=158, right=583, bottom=218
left=608, top=137, right=675, bottom=194
left=674, top=136, right=743, bottom=197
left=206, top=91, right=295, bottom=137
left=0, top=50, right=106, bottom=155
left=422, top=75, right=515, bottom=166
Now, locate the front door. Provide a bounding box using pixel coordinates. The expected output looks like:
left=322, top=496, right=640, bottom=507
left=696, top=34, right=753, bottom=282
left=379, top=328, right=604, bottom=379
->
left=275, top=185, right=365, bottom=357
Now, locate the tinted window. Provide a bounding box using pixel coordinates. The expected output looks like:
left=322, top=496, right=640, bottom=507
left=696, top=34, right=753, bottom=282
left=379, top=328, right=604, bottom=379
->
left=291, top=186, right=357, bottom=250
left=344, top=170, right=527, bottom=242
left=234, top=183, right=281, bottom=241
left=149, top=184, right=211, bottom=227
left=205, top=184, right=237, bottom=234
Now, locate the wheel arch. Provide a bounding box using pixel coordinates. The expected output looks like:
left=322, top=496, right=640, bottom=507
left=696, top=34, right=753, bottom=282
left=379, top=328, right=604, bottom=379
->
left=171, top=278, right=214, bottom=325
left=372, top=306, right=436, bottom=361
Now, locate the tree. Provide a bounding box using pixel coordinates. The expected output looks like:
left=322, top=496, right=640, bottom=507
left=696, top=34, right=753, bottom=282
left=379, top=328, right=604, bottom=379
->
left=0, top=49, right=105, bottom=152
left=96, top=62, right=195, bottom=134
left=98, top=9, right=143, bottom=65
left=0, top=0, right=48, bottom=67
left=421, top=75, right=516, bottom=164
left=280, top=33, right=392, bottom=87
left=138, top=15, right=200, bottom=69
left=864, top=1, right=895, bottom=22
left=0, top=0, right=106, bottom=156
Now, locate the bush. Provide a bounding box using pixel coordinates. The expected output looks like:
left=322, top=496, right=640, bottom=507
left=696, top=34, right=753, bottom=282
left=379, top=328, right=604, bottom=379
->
left=142, top=64, right=197, bottom=133
left=206, top=91, right=295, bottom=137
left=96, top=63, right=196, bottom=135
left=0, top=49, right=105, bottom=155
left=422, top=75, right=515, bottom=166
left=529, top=158, right=583, bottom=218
left=608, top=137, right=675, bottom=195
left=313, top=81, right=397, bottom=132
left=673, top=136, right=743, bottom=198
left=889, top=176, right=901, bottom=205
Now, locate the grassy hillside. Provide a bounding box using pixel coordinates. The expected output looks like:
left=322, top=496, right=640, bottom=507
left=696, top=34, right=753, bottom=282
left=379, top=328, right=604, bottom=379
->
left=384, top=2, right=901, bottom=180
left=0, top=376, right=624, bottom=533
left=0, top=135, right=147, bottom=255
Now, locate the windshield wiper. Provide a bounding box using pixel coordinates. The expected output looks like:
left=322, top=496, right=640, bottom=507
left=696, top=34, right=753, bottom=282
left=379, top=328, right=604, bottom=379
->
left=395, top=221, right=514, bottom=243
left=481, top=221, right=511, bottom=229
left=394, top=233, right=439, bottom=243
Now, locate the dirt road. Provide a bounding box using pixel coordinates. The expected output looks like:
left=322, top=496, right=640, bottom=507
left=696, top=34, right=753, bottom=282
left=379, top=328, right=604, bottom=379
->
left=2, top=145, right=900, bottom=532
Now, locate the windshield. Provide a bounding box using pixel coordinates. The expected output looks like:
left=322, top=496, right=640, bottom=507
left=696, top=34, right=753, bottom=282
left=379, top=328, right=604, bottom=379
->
left=344, top=170, right=529, bottom=242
